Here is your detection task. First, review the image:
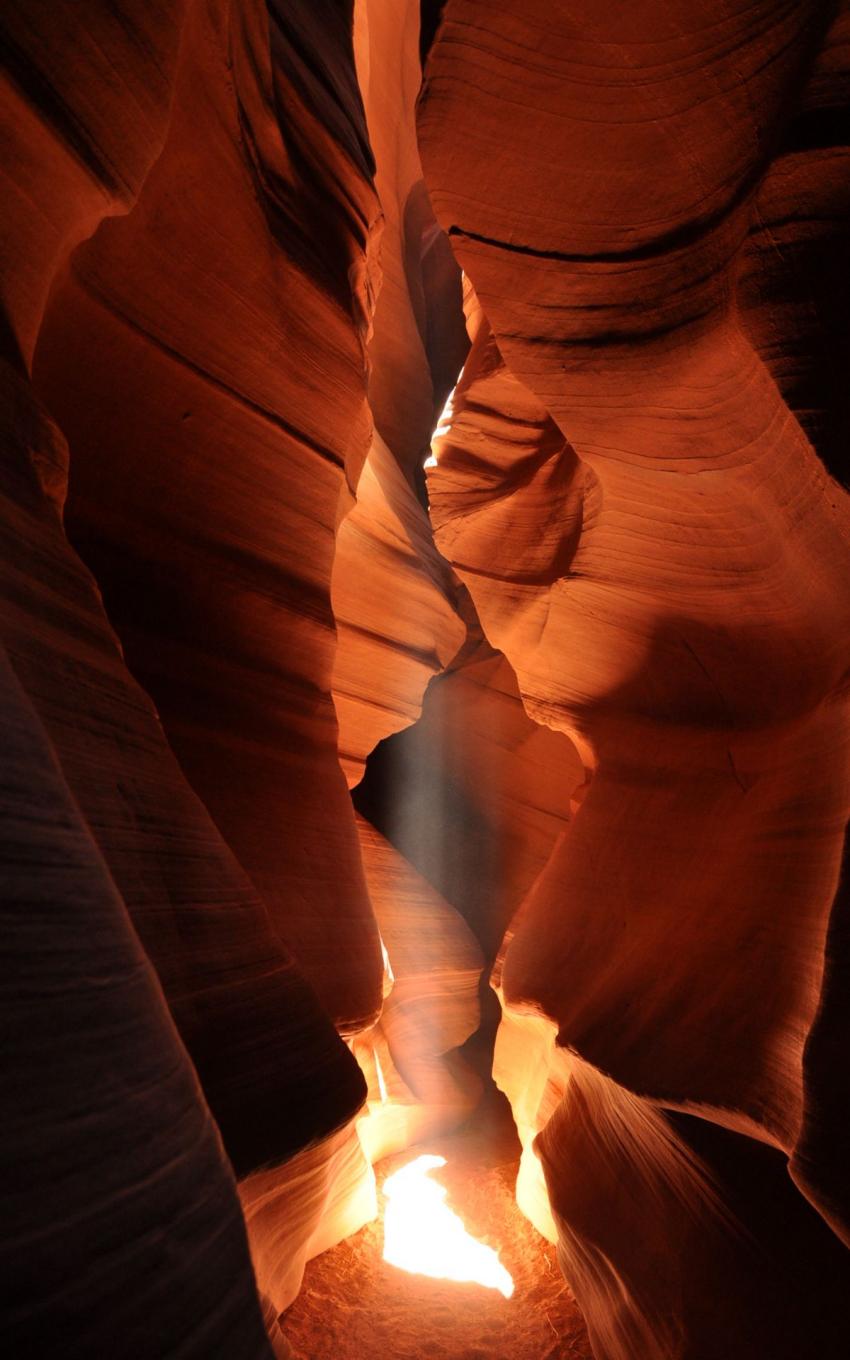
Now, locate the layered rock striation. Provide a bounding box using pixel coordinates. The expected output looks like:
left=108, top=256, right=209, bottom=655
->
left=421, top=2, right=850, bottom=1355
left=3, top=2, right=850, bottom=1358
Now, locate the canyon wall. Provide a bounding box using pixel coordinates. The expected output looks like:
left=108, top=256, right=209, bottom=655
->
left=2, top=1, right=850, bottom=1358
left=2, top=0, right=483, bottom=1349
left=421, top=1, right=850, bottom=1355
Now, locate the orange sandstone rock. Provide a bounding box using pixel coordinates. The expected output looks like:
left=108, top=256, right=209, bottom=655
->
left=420, top=2, right=850, bottom=1354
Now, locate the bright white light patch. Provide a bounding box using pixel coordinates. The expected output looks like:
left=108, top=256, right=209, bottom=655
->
left=373, top=1046, right=389, bottom=1103
left=380, top=935, right=394, bottom=988
left=426, top=365, right=466, bottom=468
left=382, top=1154, right=514, bottom=1298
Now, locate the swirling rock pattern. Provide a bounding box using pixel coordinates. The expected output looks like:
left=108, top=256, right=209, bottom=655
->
left=4, top=1, right=850, bottom=1357
left=0, top=648, right=273, bottom=1357
left=353, top=814, right=483, bottom=1163
left=421, top=1, right=850, bottom=1355
left=3, top=0, right=376, bottom=1350
left=33, top=0, right=383, bottom=1035
left=332, top=431, right=465, bottom=786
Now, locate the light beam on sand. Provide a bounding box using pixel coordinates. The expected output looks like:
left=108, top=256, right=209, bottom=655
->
left=382, top=1154, right=514, bottom=1298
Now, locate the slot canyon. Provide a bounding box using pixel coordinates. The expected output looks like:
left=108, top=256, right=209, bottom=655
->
left=3, top=1, right=850, bottom=1356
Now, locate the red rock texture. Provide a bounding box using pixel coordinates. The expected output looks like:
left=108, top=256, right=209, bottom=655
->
left=420, top=2, right=850, bottom=1355
left=332, top=431, right=465, bottom=786
left=0, top=650, right=272, bottom=1357
left=3, top=1, right=850, bottom=1357
left=353, top=814, right=483, bottom=1163
left=2, top=0, right=485, bottom=1350
left=33, top=0, right=383, bottom=1036
left=2, top=0, right=378, bottom=1350
left=353, top=619, right=582, bottom=964
left=353, top=0, right=468, bottom=479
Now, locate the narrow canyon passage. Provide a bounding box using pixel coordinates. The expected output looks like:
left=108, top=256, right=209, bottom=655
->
left=283, top=1097, right=592, bottom=1360
left=3, top=3, right=850, bottom=1360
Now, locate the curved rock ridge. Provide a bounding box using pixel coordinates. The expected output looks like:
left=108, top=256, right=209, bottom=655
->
left=240, top=815, right=485, bottom=1325
left=353, top=0, right=468, bottom=479
left=2, top=0, right=390, bottom=1351
left=738, top=1, right=850, bottom=489
left=238, top=810, right=485, bottom=1332
left=331, top=0, right=470, bottom=790
left=240, top=1119, right=378, bottom=1322
left=8, top=0, right=378, bottom=1135
left=537, top=1052, right=850, bottom=1360
left=419, top=2, right=850, bottom=1355
left=354, top=616, right=582, bottom=962
left=33, top=0, right=384, bottom=1035
left=352, top=815, right=483, bottom=1160
left=0, top=650, right=272, bottom=1356
left=332, top=429, right=466, bottom=785
left=5, top=1, right=850, bottom=1356
left=430, top=318, right=595, bottom=592
left=1, top=0, right=192, bottom=369
left=3, top=1, right=491, bottom=1351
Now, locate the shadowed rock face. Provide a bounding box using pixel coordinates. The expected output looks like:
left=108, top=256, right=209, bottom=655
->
left=3, top=1, right=850, bottom=1357
left=34, top=0, right=384, bottom=1037
left=0, top=650, right=274, bottom=1359
left=420, top=1, right=850, bottom=1355
left=2, top=0, right=376, bottom=1351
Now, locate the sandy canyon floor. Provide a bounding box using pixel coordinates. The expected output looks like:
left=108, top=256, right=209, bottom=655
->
left=283, top=1103, right=593, bottom=1360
